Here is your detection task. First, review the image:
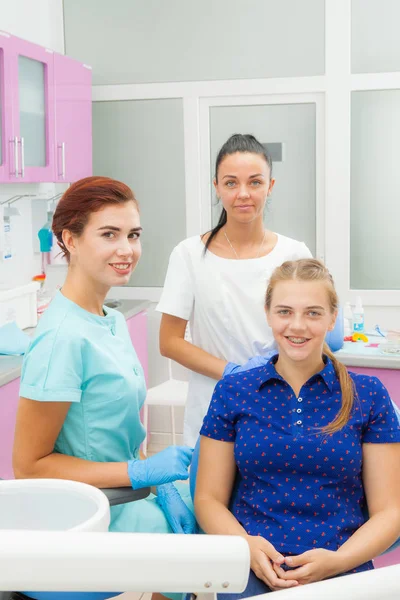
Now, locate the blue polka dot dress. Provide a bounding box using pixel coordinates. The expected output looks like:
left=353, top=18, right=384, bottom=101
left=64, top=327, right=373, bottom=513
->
left=200, top=356, right=400, bottom=574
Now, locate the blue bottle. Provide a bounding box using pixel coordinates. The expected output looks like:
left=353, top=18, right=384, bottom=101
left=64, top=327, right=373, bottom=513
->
left=325, top=305, right=344, bottom=352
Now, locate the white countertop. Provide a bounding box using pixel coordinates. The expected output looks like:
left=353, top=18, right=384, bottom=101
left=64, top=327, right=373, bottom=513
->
left=336, top=339, right=400, bottom=370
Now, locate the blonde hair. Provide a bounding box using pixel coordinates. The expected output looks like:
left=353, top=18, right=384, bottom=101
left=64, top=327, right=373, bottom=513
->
left=265, top=258, right=355, bottom=434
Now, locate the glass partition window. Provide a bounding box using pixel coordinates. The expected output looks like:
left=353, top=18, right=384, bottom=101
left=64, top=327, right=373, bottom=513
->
left=210, top=103, right=316, bottom=255
left=18, top=55, right=46, bottom=167
left=351, top=90, right=400, bottom=289
left=352, top=0, right=400, bottom=73
left=64, top=0, right=325, bottom=84
left=92, top=99, right=186, bottom=287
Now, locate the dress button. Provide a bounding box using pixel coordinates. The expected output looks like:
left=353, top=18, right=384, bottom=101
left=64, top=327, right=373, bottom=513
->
left=298, top=397, right=303, bottom=402
left=296, top=408, right=302, bottom=413
left=133, top=367, right=139, bottom=375
left=296, top=420, right=302, bottom=425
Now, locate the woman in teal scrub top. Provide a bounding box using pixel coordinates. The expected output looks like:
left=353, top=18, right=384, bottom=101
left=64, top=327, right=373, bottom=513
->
left=13, top=177, right=195, bottom=561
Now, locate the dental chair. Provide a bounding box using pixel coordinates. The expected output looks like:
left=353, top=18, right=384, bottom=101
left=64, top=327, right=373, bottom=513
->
left=0, top=482, right=150, bottom=600
left=245, top=564, right=400, bottom=600
left=0, top=479, right=249, bottom=600
left=0, top=532, right=249, bottom=600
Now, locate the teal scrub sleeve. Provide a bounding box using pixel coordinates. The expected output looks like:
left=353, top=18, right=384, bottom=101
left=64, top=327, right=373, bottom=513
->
left=20, top=330, right=83, bottom=403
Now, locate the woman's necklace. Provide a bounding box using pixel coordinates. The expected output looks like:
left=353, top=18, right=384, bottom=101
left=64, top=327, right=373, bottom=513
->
left=223, top=229, right=267, bottom=260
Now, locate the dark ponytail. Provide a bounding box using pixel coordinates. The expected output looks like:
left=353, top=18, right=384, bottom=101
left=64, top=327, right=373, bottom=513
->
left=203, top=208, right=227, bottom=252
left=203, top=134, right=273, bottom=253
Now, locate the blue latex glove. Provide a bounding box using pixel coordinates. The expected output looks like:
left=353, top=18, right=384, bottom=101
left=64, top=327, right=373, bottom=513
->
left=156, top=483, right=197, bottom=534
left=128, top=446, right=193, bottom=489
left=223, top=350, right=276, bottom=377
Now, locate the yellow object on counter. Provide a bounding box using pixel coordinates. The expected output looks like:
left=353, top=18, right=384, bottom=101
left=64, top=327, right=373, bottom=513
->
left=352, top=332, right=369, bottom=343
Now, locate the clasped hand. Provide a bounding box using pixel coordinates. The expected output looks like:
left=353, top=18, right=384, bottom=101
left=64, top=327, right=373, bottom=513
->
left=247, top=536, right=344, bottom=591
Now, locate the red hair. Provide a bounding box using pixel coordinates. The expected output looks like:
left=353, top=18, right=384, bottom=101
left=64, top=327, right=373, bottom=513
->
left=52, top=176, right=138, bottom=261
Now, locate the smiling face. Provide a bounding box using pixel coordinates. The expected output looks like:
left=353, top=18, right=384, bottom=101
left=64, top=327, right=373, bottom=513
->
left=213, top=152, right=275, bottom=224
left=267, top=280, right=337, bottom=367
left=65, top=201, right=142, bottom=292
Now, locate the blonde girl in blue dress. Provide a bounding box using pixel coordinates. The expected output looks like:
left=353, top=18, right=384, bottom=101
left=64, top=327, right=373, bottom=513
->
left=195, top=259, right=400, bottom=598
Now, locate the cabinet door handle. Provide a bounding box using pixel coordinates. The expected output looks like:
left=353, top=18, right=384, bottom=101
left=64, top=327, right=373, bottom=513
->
left=19, top=137, right=25, bottom=178
left=58, top=142, right=65, bottom=179
left=61, top=141, right=65, bottom=179
left=11, top=136, right=19, bottom=177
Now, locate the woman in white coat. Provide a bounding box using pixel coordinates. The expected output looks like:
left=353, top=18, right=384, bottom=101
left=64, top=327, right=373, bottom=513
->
left=157, top=134, right=312, bottom=446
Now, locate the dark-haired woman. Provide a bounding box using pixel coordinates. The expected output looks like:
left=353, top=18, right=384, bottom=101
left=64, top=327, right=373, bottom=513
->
left=157, top=134, right=312, bottom=446
left=13, top=177, right=195, bottom=560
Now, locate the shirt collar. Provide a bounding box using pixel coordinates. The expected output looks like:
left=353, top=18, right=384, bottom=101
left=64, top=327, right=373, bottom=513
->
left=57, top=290, right=117, bottom=330
left=258, top=354, right=337, bottom=393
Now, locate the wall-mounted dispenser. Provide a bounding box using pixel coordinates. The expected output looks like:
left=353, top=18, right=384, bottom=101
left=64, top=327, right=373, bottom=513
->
left=262, top=142, right=285, bottom=162
left=0, top=194, right=36, bottom=261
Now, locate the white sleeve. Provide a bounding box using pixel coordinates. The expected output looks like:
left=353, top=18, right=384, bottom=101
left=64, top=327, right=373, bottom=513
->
left=156, top=244, right=194, bottom=321
left=295, top=242, right=313, bottom=259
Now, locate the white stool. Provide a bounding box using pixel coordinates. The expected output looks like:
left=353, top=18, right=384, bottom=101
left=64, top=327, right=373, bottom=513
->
left=143, top=376, right=188, bottom=455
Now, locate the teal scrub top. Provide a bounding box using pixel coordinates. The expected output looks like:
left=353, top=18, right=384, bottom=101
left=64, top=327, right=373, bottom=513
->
left=20, top=293, right=190, bottom=598
left=20, top=291, right=146, bottom=465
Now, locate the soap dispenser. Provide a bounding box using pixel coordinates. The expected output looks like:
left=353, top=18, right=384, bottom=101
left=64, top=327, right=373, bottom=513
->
left=343, top=302, right=353, bottom=337
left=353, top=296, right=365, bottom=333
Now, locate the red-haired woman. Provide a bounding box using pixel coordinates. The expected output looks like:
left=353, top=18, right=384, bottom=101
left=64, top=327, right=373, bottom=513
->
left=13, top=177, right=195, bottom=549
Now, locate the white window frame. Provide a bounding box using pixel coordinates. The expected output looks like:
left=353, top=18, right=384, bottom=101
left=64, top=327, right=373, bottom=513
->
left=92, top=0, right=400, bottom=309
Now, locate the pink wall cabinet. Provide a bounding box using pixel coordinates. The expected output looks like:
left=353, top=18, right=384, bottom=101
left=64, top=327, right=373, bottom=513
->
left=0, top=377, right=20, bottom=479
left=349, top=365, right=400, bottom=568
left=54, top=54, right=92, bottom=182
left=8, top=35, right=55, bottom=182
left=374, top=547, right=400, bottom=569
left=0, top=31, right=92, bottom=183
left=0, top=32, right=16, bottom=182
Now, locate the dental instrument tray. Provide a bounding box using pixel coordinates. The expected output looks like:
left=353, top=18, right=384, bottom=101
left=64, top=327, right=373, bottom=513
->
left=379, top=342, right=400, bottom=356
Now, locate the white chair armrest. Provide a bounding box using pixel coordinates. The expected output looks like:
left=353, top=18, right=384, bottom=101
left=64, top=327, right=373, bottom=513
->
left=0, top=531, right=250, bottom=594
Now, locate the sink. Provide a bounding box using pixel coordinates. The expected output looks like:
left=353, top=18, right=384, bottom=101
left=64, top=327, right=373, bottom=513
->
left=104, top=299, right=122, bottom=309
